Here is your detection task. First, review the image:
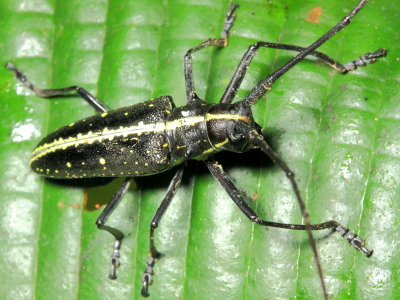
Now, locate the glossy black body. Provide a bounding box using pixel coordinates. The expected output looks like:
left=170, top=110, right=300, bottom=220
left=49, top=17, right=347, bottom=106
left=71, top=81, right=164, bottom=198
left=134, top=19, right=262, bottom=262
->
left=30, top=96, right=254, bottom=179
left=31, top=96, right=175, bottom=178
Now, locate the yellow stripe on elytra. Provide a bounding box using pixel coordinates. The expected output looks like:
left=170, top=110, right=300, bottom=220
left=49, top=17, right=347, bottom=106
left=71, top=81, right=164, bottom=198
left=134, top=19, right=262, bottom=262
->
left=30, top=114, right=248, bottom=164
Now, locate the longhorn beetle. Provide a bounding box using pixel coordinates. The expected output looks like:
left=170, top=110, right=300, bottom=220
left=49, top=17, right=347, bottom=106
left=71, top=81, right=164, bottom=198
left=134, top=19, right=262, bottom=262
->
left=6, top=0, right=386, bottom=298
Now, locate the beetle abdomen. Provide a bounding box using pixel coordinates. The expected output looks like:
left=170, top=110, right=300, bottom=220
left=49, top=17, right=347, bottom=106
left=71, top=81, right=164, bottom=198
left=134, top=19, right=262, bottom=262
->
left=31, top=96, right=175, bottom=178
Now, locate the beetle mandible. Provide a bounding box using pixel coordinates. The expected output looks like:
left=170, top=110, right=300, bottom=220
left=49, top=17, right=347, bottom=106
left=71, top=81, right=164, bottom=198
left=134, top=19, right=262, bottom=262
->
left=6, top=0, right=387, bottom=298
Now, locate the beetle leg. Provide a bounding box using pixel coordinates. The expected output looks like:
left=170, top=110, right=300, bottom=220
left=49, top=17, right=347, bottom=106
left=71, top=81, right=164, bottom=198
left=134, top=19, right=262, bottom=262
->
left=141, top=166, right=184, bottom=297
left=205, top=157, right=372, bottom=300
left=6, top=62, right=109, bottom=113
left=242, top=0, right=374, bottom=107
left=235, top=121, right=375, bottom=298
left=220, top=42, right=386, bottom=104
left=205, top=158, right=372, bottom=256
left=184, top=3, right=238, bottom=103
left=96, top=178, right=131, bottom=279
left=204, top=155, right=327, bottom=296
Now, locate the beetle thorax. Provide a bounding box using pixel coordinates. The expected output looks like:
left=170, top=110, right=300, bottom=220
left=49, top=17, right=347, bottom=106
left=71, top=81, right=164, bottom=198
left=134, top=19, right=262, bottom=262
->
left=165, top=101, right=255, bottom=161
left=205, top=102, right=254, bottom=153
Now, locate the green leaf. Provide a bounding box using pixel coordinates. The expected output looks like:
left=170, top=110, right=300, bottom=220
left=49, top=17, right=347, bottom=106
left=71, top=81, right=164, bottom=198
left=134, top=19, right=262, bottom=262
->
left=0, top=0, right=399, bottom=299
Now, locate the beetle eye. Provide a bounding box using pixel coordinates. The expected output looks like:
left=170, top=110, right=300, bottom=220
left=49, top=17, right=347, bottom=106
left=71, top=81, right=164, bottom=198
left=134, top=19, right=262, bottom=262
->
left=229, top=125, right=243, bottom=142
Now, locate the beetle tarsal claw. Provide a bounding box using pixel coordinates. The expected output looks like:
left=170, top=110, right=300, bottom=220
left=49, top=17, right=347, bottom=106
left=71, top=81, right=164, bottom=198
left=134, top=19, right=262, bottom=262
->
left=335, top=224, right=373, bottom=257
left=141, top=273, right=152, bottom=297
left=141, top=256, right=156, bottom=297
left=108, top=255, right=120, bottom=279
left=343, top=48, right=387, bottom=71
left=108, top=240, right=121, bottom=279
left=108, top=264, right=117, bottom=280
left=351, top=237, right=373, bottom=257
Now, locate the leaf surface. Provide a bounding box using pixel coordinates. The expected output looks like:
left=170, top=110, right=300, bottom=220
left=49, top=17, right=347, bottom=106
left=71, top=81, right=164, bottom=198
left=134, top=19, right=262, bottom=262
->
left=0, top=0, right=399, bottom=299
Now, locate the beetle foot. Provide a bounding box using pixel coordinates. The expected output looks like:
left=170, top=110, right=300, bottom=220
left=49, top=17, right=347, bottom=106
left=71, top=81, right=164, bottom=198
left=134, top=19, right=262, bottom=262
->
left=141, top=256, right=156, bottom=297
left=344, top=48, right=387, bottom=71
left=335, top=224, right=373, bottom=257
left=108, top=239, right=122, bottom=279
left=220, top=3, right=239, bottom=40
left=5, top=62, right=35, bottom=91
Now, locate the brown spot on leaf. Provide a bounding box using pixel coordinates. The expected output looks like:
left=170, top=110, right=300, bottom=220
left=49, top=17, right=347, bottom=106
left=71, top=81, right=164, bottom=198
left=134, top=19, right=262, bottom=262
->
left=306, top=7, right=322, bottom=23
left=58, top=201, right=81, bottom=209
